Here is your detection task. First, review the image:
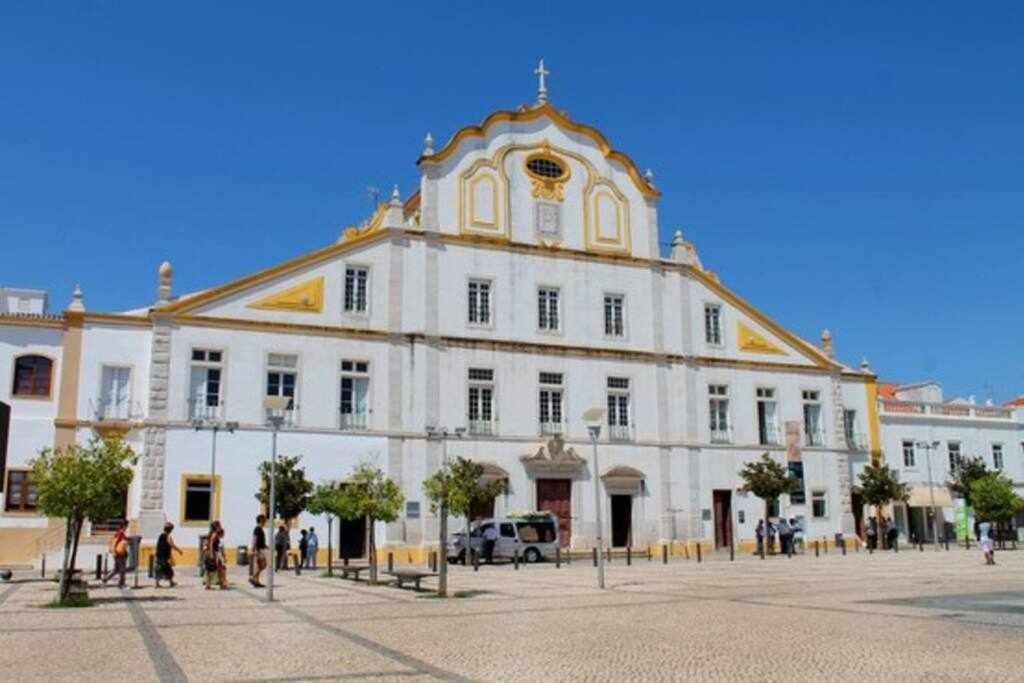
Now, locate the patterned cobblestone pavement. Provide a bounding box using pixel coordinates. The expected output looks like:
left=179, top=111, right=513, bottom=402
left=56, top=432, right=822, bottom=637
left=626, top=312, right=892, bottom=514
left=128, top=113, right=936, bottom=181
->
left=1, top=547, right=1022, bottom=681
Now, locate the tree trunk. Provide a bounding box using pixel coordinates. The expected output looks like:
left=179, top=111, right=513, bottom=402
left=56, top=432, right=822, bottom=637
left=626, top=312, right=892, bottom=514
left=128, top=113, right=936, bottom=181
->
left=367, top=517, right=377, bottom=585
left=327, top=516, right=334, bottom=577
left=68, top=515, right=84, bottom=579
left=58, top=515, right=73, bottom=602
left=763, top=501, right=770, bottom=558
left=438, top=503, right=448, bottom=597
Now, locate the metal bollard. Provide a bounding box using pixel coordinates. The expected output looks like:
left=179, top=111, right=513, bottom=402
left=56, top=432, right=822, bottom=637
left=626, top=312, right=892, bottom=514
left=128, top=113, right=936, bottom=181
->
left=965, top=536, right=970, bottom=550
left=823, top=537, right=828, bottom=554
left=814, top=541, right=820, bottom=557
left=513, top=551, right=520, bottom=570
left=626, top=546, right=631, bottom=566
left=41, top=556, right=46, bottom=579
left=295, top=557, right=301, bottom=575
left=944, top=538, right=949, bottom=551
left=662, top=544, right=668, bottom=564
left=842, top=540, right=847, bottom=556
left=787, top=541, right=792, bottom=559
left=730, top=541, right=734, bottom=562
left=133, top=563, right=140, bottom=589
left=919, top=542, right=924, bottom=552
left=648, top=545, right=652, bottom=562
left=555, top=546, right=561, bottom=569
left=148, top=555, right=155, bottom=579
left=894, top=538, right=899, bottom=553
left=95, top=554, right=103, bottom=580
left=696, top=543, right=702, bottom=564
left=592, top=547, right=598, bottom=567
left=760, top=542, right=765, bottom=561
left=387, top=552, right=394, bottom=573
left=473, top=549, right=479, bottom=572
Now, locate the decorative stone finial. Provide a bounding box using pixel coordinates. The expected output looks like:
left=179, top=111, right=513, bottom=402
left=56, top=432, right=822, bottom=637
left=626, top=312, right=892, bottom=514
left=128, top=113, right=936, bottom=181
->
left=67, top=284, right=85, bottom=313
left=534, top=58, right=550, bottom=105
left=671, top=229, right=685, bottom=246
left=389, top=184, right=401, bottom=207
left=158, top=260, right=173, bottom=304
left=422, top=132, right=434, bottom=157
left=821, top=329, right=834, bottom=358
left=644, top=168, right=655, bottom=185
left=860, top=357, right=872, bottom=374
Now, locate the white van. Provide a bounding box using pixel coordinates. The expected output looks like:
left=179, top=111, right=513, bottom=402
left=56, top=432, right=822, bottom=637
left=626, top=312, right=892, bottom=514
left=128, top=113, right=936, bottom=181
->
left=448, top=512, right=561, bottom=563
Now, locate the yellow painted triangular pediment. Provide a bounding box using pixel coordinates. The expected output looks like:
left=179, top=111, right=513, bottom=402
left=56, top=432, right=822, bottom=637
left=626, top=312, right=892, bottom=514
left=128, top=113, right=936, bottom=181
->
left=247, top=276, right=324, bottom=313
left=737, top=321, right=785, bottom=355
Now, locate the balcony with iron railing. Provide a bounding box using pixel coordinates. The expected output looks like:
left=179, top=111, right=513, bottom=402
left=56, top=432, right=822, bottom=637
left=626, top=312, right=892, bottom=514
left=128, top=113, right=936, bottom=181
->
left=845, top=431, right=869, bottom=451
left=539, top=421, right=565, bottom=436
left=188, top=397, right=225, bottom=422
left=608, top=423, right=634, bottom=442
left=338, top=411, right=368, bottom=430
left=804, top=429, right=825, bottom=447
left=265, top=404, right=299, bottom=428
left=710, top=427, right=732, bottom=444
left=90, top=398, right=142, bottom=422
left=880, top=400, right=1014, bottom=421
left=468, top=419, right=496, bottom=436
left=758, top=424, right=782, bottom=446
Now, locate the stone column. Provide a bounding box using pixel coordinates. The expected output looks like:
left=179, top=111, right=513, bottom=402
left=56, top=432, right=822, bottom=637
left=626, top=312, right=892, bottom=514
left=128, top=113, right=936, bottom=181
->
left=139, top=315, right=171, bottom=538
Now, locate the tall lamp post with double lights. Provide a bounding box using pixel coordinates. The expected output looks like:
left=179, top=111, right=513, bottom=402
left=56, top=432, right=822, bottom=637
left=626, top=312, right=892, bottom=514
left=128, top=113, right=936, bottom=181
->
left=916, top=440, right=942, bottom=549
left=191, top=418, right=238, bottom=522
left=583, top=407, right=606, bottom=589
left=264, top=396, right=290, bottom=602
left=425, top=425, right=465, bottom=596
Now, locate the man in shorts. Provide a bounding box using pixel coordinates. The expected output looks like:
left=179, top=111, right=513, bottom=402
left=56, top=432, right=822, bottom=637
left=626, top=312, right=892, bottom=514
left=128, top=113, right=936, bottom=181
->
left=249, top=514, right=269, bottom=587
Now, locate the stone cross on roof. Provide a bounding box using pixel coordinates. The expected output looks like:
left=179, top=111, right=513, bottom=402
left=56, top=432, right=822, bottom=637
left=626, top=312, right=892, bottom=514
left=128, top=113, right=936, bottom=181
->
left=534, top=58, right=550, bottom=105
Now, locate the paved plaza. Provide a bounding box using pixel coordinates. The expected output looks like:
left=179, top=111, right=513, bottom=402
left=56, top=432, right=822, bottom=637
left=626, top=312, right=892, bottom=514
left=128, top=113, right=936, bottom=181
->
left=1, top=547, right=1023, bottom=682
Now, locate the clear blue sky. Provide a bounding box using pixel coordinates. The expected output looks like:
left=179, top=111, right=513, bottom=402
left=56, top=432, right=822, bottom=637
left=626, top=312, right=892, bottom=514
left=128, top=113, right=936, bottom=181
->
left=1, top=3, right=1021, bottom=401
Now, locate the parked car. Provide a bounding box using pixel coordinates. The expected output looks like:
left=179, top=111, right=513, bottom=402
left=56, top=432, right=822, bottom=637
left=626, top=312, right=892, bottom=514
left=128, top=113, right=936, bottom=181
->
left=448, top=512, right=560, bottom=563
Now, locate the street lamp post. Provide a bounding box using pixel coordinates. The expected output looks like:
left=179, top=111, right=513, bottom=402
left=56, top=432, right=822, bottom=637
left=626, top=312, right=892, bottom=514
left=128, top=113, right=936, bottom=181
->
left=192, top=418, right=238, bottom=523
left=583, top=407, right=606, bottom=590
left=264, top=397, right=290, bottom=602
left=916, top=440, right=942, bottom=550
left=426, top=426, right=465, bottom=597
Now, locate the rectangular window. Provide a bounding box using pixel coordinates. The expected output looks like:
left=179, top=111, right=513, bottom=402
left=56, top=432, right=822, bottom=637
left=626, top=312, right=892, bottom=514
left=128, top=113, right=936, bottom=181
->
left=709, top=385, right=730, bottom=442
left=183, top=478, right=213, bottom=522
left=902, top=440, right=916, bottom=468
left=189, top=349, right=223, bottom=420
left=788, top=462, right=806, bottom=505
left=537, top=287, right=560, bottom=331
left=339, top=359, right=369, bottom=429
left=344, top=266, right=369, bottom=313
left=948, top=442, right=961, bottom=473
left=99, top=366, right=131, bottom=420
left=604, top=295, right=624, bottom=337
left=704, top=304, right=722, bottom=345
left=992, top=444, right=1003, bottom=470
left=756, top=387, right=778, bottom=445
left=12, top=355, right=53, bottom=397
left=4, top=470, right=37, bottom=512
left=607, top=377, right=631, bottom=440
left=538, top=372, right=564, bottom=434
left=843, top=409, right=857, bottom=447
left=802, top=390, right=823, bottom=446
left=811, top=491, right=828, bottom=519
left=467, top=280, right=492, bottom=325
left=266, top=353, right=298, bottom=426
left=468, top=368, right=495, bottom=434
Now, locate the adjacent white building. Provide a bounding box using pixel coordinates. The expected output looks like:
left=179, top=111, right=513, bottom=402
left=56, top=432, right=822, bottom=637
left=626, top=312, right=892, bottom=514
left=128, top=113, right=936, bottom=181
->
left=0, top=72, right=967, bottom=566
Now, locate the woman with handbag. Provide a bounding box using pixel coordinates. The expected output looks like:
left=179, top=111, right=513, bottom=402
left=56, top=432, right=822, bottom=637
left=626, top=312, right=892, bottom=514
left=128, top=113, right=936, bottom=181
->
left=102, top=520, right=130, bottom=588
left=155, top=522, right=182, bottom=588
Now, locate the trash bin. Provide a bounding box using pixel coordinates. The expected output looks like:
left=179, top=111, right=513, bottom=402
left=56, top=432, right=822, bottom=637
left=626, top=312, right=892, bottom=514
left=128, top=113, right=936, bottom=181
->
left=237, top=546, right=249, bottom=566
left=126, top=535, right=142, bottom=572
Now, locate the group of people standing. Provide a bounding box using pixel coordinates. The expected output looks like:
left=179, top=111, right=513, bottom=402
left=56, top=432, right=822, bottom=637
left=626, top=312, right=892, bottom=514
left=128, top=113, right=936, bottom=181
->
left=864, top=516, right=899, bottom=550
left=248, top=514, right=321, bottom=588
left=755, top=518, right=805, bottom=555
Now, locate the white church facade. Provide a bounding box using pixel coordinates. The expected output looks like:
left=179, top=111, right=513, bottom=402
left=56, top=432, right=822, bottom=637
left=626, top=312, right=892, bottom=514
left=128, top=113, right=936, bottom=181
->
left=0, top=73, right=889, bottom=565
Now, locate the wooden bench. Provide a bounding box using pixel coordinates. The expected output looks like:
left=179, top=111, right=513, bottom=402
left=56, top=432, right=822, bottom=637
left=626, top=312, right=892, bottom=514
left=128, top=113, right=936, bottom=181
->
left=387, top=569, right=437, bottom=591
left=336, top=564, right=371, bottom=581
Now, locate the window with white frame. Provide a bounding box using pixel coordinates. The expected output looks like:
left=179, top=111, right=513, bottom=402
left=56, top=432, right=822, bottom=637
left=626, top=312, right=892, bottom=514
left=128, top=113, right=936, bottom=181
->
left=189, top=349, right=223, bottom=420
left=343, top=266, right=369, bottom=313
left=603, top=294, right=624, bottom=337
left=992, top=443, right=1003, bottom=470
left=843, top=409, right=857, bottom=448
left=468, top=368, right=495, bottom=434
left=606, top=377, right=631, bottom=440
left=811, top=490, right=828, bottom=518
left=98, top=366, right=131, bottom=420
left=704, top=304, right=722, bottom=345
left=948, top=441, right=961, bottom=473
left=756, top=387, right=778, bottom=445
left=709, top=385, right=730, bottom=442
left=266, top=354, right=298, bottom=425
left=902, top=440, right=916, bottom=468
left=467, top=279, right=492, bottom=325
left=802, top=390, right=823, bottom=446
left=537, top=287, right=560, bottom=331
left=339, top=360, right=369, bottom=429
left=538, top=372, right=564, bottom=434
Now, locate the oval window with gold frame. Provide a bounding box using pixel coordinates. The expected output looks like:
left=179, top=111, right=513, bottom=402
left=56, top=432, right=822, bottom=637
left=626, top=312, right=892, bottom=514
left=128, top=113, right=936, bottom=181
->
left=524, top=153, right=568, bottom=182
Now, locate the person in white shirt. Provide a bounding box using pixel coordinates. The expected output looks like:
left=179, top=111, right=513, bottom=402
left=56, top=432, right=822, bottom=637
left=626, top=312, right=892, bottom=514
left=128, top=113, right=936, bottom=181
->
left=482, top=524, right=499, bottom=564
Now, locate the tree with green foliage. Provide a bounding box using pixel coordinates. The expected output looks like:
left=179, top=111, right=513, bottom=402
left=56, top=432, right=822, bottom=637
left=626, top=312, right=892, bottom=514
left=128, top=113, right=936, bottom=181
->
left=307, top=481, right=344, bottom=576
left=858, top=462, right=911, bottom=522
left=970, top=473, right=1024, bottom=543
left=739, top=453, right=799, bottom=551
left=422, top=457, right=504, bottom=596
left=30, top=437, right=136, bottom=602
left=255, top=455, right=314, bottom=522
left=336, top=463, right=404, bottom=584
left=947, top=456, right=990, bottom=506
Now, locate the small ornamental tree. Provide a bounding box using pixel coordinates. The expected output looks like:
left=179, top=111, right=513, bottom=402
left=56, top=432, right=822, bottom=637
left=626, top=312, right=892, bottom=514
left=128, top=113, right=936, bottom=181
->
left=30, top=437, right=136, bottom=602
left=740, top=453, right=799, bottom=545
left=307, top=482, right=344, bottom=575
left=256, top=455, right=314, bottom=522
left=858, top=462, right=911, bottom=520
left=947, top=456, right=990, bottom=507
left=336, top=463, right=404, bottom=584
left=423, top=457, right=504, bottom=596
left=970, top=473, right=1023, bottom=545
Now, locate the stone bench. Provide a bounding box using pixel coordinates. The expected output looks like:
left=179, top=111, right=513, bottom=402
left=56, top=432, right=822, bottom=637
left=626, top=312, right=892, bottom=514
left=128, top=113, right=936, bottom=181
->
left=336, top=564, right=371, bottom=581
left=387, top=569, right=437, bottom=591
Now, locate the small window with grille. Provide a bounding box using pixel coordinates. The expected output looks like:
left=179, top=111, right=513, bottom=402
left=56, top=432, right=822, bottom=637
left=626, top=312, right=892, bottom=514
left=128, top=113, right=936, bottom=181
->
left=525, top=155, right=566, bottom=180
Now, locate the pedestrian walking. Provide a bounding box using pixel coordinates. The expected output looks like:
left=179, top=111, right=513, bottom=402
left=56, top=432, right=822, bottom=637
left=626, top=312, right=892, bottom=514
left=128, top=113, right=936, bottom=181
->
left=886, top=517, right=899, bottom=549
left=275, top=524, right=290, bottom=571
left=249, top=514, right=268, bottom=588
left=155, top=522, right=182, bottom=588
left=790, top=518, right=804, bottom=554
left=979, top=521, right=996, bottom=565
left=298, top=529, right=309, bottom=569
left=482, top=523, right=498, bottom=564
left=755, top=520, right=765, bottom=556
left=204, top=522, right=224, bottom=589
left=777, top=518, right=792, bottom=555
left=767, top=520, right=777, bottom=555
left=306, top=527, right=319, bottom=569
left=866, top=517, right=878, bottom=550
left=102, top=520, right=129, bottom=588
